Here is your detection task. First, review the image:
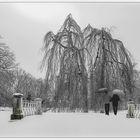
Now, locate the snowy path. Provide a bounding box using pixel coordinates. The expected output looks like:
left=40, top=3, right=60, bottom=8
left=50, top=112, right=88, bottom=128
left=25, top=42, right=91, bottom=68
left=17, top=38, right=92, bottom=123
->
left=0, top=109, right=140, bottom=137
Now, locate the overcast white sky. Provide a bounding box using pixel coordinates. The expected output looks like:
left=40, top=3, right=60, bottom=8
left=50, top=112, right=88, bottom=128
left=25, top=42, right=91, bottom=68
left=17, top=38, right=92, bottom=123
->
left=0, top=3, right=140, bottom=78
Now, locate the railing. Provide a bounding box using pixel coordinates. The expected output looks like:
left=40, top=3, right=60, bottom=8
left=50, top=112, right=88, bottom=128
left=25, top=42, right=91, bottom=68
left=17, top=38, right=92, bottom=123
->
left=11, top=93, right=42, bottom=120
left=127, top=101, right=140, bottom=119
left=23, top=100, right=37, bottom=116
left=134, top=104, right=140, bottom=118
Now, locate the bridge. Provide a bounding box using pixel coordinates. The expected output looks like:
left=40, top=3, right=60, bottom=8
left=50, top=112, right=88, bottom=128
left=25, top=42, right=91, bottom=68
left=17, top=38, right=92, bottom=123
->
left=11, top=93, right=42, bottom=120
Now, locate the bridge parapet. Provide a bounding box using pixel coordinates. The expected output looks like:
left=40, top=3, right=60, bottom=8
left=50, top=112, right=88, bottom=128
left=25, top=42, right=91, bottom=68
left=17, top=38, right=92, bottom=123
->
left=11, top=93, right=42, bottom=120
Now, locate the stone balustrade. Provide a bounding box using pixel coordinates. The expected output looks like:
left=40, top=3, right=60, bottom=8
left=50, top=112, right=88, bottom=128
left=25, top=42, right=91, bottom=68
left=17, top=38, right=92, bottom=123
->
left=11, top=93, right=42, bottom=120
left=126, top=100, right=140, bottom=119
left=23, top=100, right=37, bottom=116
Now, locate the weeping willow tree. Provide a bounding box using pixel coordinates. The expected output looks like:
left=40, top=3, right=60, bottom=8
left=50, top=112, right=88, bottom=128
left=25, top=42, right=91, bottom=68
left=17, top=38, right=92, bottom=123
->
left=41, top=14, right=88, bottom=112
left=83, top=25, right=134, bottom=110
left=41, top=14, right=134, bottom=112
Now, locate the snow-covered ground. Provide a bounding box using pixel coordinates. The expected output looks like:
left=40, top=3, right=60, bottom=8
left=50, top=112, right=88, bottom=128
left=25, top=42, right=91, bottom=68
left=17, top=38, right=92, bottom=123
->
left=0, top=109, right=140, bottom=137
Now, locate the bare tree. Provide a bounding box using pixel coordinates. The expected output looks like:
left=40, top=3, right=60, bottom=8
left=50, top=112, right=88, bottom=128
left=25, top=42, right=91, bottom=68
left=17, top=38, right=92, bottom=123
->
left=14, top=68, right=46, bottom=101
left=83, top=25, right=134, bottom=110
left=41, top=14, right=134, bottom=112
left=0, top=38, right=17, bottom=106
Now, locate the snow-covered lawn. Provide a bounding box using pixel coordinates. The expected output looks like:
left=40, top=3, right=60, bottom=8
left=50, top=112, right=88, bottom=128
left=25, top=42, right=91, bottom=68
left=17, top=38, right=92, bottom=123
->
left=0, top=109, right=140, bottom=137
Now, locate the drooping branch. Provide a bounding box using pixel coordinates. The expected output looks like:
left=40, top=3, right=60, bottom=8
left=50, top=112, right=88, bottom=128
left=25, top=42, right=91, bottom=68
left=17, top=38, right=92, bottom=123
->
left=41, top=14, right=134, bottom=111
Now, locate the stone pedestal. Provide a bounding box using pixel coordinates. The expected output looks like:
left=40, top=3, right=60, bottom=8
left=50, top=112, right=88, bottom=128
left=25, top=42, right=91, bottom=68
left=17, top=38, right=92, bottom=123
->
left=126, top=100, right=135, bottom=118
left=11, top=93, right=24, bottom=120
left=35, top=98, right=42, bottom=115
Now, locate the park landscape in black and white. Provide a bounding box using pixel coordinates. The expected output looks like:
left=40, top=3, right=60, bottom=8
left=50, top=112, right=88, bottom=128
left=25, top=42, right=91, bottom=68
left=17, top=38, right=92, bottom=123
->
left=0, top=2, right=140, bottom=137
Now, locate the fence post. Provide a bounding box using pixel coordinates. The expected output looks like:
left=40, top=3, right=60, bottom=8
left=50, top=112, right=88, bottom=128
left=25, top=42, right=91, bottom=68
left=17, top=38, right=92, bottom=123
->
left=11, top=93, right=24, bottom=120
left=35, top=98, right=42, bottom=115
left=126, top=100, right=135, bottom=118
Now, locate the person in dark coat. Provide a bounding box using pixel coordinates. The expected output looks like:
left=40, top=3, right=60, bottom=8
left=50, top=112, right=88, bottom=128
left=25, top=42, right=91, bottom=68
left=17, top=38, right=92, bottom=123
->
left=104, top=91, right=111, bottom=115
left=26, top=93, right=32, bottom=102
left=110, top=94, right=120, bottom=115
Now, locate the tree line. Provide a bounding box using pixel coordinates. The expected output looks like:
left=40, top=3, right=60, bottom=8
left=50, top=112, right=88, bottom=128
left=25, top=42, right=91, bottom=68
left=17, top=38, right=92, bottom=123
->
left=0, top=37, right=46, bottom=107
